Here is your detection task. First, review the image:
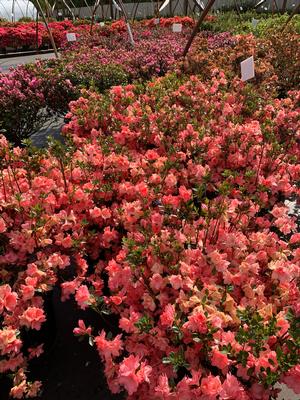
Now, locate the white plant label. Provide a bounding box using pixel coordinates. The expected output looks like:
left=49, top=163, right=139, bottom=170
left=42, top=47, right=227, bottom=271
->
left=252, top=18, right=259, bottom=28
left=154, top=18, right=160, bottom=25
left=241, top=56, right=255, bottom=82
left=66, top=33, right=77, bottom=42
left=159, top=0, right=170, bottom=12
left=172, top=23, right=182, bottom=33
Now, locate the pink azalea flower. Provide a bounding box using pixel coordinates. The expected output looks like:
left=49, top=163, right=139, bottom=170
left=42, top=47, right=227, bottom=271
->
left=20, top=307, right=46, bottom=331
left=201, top=375, right=222, bottom=398
left=160, top=304, right=175, bottom=327
left=118, top=355, right=152, bottom=395
left=95, top=330, right=123, bottom=360
left=75, top=285, right=92, bottom=310
left=211, top=348, right=230, bottom=371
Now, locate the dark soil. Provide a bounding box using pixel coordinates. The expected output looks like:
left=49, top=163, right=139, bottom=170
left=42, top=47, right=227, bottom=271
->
left=0, top=288, right=124, bottom=400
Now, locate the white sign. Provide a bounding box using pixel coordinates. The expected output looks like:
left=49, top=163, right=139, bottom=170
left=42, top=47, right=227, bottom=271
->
left=154, top=18, right=160, bottom=25
left=252, top=18, right=259, bottom=28
left=66, top=33, right=77, bottom=42
left=159, top=0, right=170, bottom=11
left=241, top=56, right=255, bottom=82
left=172, top=23, right=182, bottom=33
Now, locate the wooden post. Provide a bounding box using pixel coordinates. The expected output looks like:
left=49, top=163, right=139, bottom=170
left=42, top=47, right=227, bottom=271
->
left=36, top=0, right=59, bottom=59
left=182, top=0, right=216, bottom=57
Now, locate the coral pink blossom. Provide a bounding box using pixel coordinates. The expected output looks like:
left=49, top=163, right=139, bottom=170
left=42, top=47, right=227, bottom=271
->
left=20, top=307, right=46, bottom=331
left=201, top=375, right=222, bottom=398
left=75, top=285, right=92, bottom=310
left=219, top=374, right=244, bottom=399
left=160, top=304, right=175, bottom=327
left=73, top=320, right=92, bottom=336
left=0, top=218, right=6, bottom=233
left=118, top=355, right=152, bottom=395
left=184, top=312, right=207, bottom=334
left=151, top=212, right=164, bottom=234
left=211, top=348, right=230, bottom=370
left=155, top=374, right=171, bottom=398
left=0, top=285, right=17, bottom=312
left=282, top=365, right=300, bottom=394
left=95, top=330, right=123, bottom=360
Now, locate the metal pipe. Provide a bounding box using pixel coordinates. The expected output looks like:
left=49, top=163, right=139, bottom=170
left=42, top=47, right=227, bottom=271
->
left=35, top=0, right=59, bottom=58
left=182, top=0, right=216, bottom=57
left=12, top=0, right=15, bottom=22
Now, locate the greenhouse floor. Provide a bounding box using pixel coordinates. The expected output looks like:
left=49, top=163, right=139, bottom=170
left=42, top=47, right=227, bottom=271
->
left=0, top=52, right=55, bottom=73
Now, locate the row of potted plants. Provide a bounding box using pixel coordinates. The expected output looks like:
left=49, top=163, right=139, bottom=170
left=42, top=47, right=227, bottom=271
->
left=1, top=22, right=299, bottom=146
left=0, top=17, right=196, bottom=51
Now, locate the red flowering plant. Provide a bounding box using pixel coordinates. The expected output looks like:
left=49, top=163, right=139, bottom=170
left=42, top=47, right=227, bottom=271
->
left=184, top=33, right=278, bottom=98
left=0, top=64, right=76, bottom=144
left=0, top=17, right=194, bottom=51
left=0, top=69, right=299, bottom=398
left=63, top=73, right=300, bottom=399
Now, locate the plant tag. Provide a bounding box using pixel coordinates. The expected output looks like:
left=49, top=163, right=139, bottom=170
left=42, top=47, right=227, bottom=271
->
left=252, top=18, right=259, bottom=28
left=66, top=33, right=77, bottom=42
left=172, top=23, right=182, bottom=33
left=241, top=56, right=255, bottom=82
left=154, top=18, right=160, bottom=25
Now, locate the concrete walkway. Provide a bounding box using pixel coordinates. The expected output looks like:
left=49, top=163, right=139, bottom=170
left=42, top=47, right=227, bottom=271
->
left=0, top=52, right=56, bottom=73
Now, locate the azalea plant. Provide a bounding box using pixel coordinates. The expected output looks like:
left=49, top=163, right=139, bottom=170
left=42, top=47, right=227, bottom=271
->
left=0, top=17, right=195, bottom=51
left=0, top=67, right=299, bottom=398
